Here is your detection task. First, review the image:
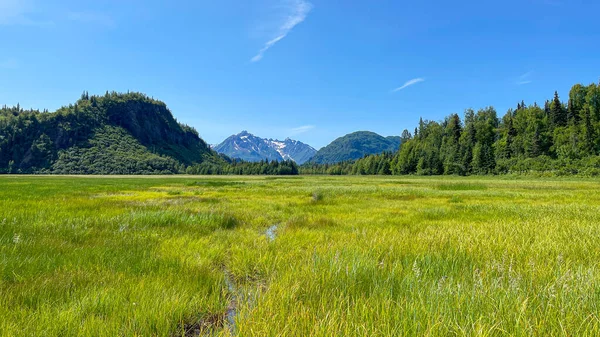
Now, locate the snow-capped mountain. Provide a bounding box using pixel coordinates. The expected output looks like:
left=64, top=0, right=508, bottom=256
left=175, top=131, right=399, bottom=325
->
left=213, top=131, right=317, bottom=164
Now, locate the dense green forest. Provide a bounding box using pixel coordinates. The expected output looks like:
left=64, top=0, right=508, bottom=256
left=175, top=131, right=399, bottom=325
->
left=0, top=92, right=299, bottom=175
left=186, top=159, right=299, bottom=175
left=301, top=153, right=393, bottom=175
left=302, top=82, right=600, bottom=176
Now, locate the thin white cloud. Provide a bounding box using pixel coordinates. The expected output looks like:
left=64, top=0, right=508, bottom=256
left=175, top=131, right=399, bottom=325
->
left=516, top=71, right=533, bottom=85
left=251, top=0, right=313, bottom=63
left=518, top=71, right=532, bottom=79
left=289, top=125, right=315, bottom=135
left=392, top=78, right=425, bottom=92
left=67, top=11, right=115, bottom=28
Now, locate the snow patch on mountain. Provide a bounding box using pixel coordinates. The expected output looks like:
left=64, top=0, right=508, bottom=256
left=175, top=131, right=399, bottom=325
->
left=213, top=131, right=317, bottom=164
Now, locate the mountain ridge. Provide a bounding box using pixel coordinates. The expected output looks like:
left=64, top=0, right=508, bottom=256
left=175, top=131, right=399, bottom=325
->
left=213, top=131, right=316, bottom=164
left=309, top=131, right=401, bottom=164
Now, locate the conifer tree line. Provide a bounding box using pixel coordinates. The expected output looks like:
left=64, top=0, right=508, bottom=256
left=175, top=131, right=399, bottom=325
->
left=186, top=159, right=299, bottom=175
left=301, top=82, right=600, bottom=176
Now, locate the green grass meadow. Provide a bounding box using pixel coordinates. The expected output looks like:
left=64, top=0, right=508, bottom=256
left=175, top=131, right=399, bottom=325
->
left=1, top=175, right=600, bottom=336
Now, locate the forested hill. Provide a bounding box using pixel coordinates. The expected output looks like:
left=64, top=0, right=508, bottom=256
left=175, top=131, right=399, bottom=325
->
left=302, top=82, right=600, bottom=176
left=0, top=92, right=222, bottom=174
left=308, top=131, right=401, bottom=164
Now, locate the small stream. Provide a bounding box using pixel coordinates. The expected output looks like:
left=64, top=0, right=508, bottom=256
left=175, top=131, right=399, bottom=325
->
left=223, top=273, right=237, bottom=333
left=265, top=224, right=278, bottom=242
left=193, top=224, right=281, bottom=336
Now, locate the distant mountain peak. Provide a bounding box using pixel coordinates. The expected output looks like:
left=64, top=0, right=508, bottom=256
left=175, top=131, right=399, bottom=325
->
left=214, top=132, right=316, bottom=164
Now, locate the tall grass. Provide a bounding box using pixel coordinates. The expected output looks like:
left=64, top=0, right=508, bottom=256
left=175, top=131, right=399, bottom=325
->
left=1, top=175, right=600, bottom=336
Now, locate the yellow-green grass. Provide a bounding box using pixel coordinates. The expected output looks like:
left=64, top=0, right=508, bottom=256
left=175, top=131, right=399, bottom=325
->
left=1, top=175, right=600, bottom=336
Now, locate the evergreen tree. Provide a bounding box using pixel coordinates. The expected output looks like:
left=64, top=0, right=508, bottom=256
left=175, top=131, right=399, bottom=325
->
left=441, top=114, right=462, bottom=174
left=507, top=115, right=516, bottom=151
left=582, top=110, right=596, bottom=155
left=530, top=125, right=541, bottom=157
left=550, top=91, right=567, bottom=127
left=458, top=109, right=476, bottom=175
left=400, top=129, right=412, bottom=144
left=471, top=107, right=497, bottom=174
left=544, top=100, right=551, bottom=117
left=568, top=84, right=587, bottom=123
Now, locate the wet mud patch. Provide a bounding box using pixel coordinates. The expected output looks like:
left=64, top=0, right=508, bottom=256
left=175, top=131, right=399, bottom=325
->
left=181, top=313, right=227, bottom=337
left=179, top=272, right=238, bottom=337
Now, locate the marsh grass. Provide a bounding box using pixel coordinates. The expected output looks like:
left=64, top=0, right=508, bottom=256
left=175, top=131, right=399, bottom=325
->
left=311, top=190, right=324, bottom=203
left=185, top=181, right=245, bottom=187
left=448, top=196, right=464, bottom=203
left=2, top=175, right=600, bottom=336
left=437, top=183, right=488, bottom=191
left=263, top=176, right=304, bottom=180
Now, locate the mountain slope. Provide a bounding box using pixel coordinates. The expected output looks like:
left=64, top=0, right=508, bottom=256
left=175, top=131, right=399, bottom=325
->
left=214, top=131, right=282, bottom=162
left=0, top=92, right=221, bottom=174
left=214, top=131, right=316, bottom=164
left=51, top=125, right=184, bottom=174
left=309, top=131, right=401, bottom=164
left=269, top=138, right=316, bottom=164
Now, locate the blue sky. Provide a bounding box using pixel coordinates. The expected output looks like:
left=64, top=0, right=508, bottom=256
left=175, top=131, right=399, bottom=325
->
left=1, top=0, right=599, bottom=149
